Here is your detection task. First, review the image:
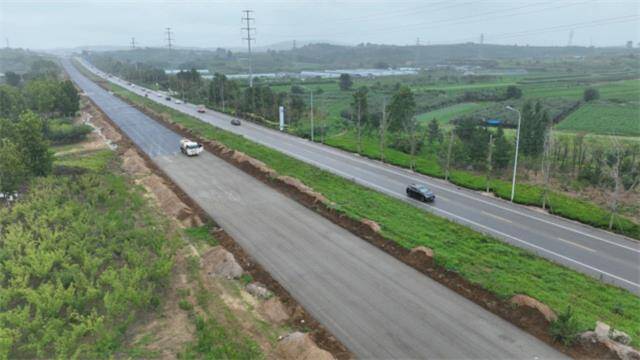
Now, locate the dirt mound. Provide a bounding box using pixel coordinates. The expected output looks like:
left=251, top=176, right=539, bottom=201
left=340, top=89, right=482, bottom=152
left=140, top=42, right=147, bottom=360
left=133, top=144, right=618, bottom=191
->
left=409, top=246, right=435, bottom=268
left=232, top=150, right=278, bottom=178
left=509, top=295, right=557, bottom=323
left=276, top=332, right=335, bottom=360
left=201, top=246, right=243, bottom=279
left=278, top=176, right=328, bottom=204
left=122, top=148, right=151, bottom=176
left=361, top=219, right=381, bottom=233
left=139, top=175, right=203, bottom=228
left=260, top=298, right=290, bottom=324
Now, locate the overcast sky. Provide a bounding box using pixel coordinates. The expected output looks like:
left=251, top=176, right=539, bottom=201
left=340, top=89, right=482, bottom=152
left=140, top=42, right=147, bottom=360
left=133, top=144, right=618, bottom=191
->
left=1, top=0, right=639, bottom=50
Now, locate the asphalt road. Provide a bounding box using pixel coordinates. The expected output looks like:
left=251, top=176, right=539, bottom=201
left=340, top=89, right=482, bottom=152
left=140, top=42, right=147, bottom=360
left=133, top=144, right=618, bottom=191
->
left=76, top=58, right=640, bottom=295
left=63, top=58, right=564, bottom=359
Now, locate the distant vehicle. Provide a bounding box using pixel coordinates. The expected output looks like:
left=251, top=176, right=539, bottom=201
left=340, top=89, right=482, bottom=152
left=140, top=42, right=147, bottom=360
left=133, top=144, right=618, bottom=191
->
left=108, top=91, right=114, bottom=95
left=156, top=93, right=163, bottom=97
left=231, top=118, right=241, bottom=126
left=197, top=105, right=206, bottom=113
left=144, top=93, right=148, bottom=98
left=179, top=138, right=203, bottom=156
left=127, top=82, right=132, bottom=85
left=165, top=96, right=171, bottom=101
left=175, top=100, right=182, bottom=104
left=406, top=184, right=435, bottom=202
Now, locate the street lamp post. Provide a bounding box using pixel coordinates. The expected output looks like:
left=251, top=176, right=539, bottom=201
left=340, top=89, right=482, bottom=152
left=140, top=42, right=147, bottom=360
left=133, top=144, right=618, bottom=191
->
left=505, top=106, right=521, bottom=202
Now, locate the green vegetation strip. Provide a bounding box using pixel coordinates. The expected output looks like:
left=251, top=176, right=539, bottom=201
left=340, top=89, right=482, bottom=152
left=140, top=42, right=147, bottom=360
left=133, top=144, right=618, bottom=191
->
left=105, top=80, right=640, bottom=347
left=0, top=149, right=177, bottom=358
left=323, top=130, right=639, bottom=239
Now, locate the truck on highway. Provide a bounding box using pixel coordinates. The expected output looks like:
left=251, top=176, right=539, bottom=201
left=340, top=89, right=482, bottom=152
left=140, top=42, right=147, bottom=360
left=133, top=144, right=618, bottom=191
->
left=180, top=138, right=203, bottom=156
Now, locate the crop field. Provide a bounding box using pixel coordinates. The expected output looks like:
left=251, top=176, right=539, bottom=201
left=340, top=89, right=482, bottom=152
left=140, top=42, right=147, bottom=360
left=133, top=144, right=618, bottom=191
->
left=556, top=102, right=640, bottom=136
left=416, top=102, right=487, bottom=124
left=521, top=79, right=640, bottom=101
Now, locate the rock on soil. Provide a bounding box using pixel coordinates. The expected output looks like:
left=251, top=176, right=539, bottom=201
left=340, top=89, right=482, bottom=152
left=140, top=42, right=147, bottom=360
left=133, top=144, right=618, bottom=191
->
left=580, top=331, right=640, bottom=360
left=276, top=332, right=334, bottom=360
left=246, top=282, right=273, bottom=299
left=201, top=246, right=243, bottom=279
left=509, top=294, right=557, bottom=323
left=260, top=298, right=290, bottom=324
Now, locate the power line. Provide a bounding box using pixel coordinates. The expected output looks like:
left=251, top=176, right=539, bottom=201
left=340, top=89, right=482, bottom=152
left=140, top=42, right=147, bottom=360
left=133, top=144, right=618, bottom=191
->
left=166, top=27, right=173, bottom=50
left=242, top=10, right=255, bottom=88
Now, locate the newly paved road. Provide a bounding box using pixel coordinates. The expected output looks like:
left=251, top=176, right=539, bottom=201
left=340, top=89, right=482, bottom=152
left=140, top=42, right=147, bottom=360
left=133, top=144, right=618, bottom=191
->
left=77, top=58, right=640, bottom=295
left=62, top=59, right=565, bottom=358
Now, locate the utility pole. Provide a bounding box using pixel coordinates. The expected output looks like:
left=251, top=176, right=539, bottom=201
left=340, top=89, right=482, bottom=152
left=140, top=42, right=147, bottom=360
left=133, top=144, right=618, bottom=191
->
left=310, top=90, right=314, bottom=142
left=567, top=29, right=574, bottom=47
left=445, top=130, right=454, bottom=181
left=505, top=105, right=521, bottom=202
left=166, top=27, right=173, bottom=50
left=486, top=133, right=493, bottom=193
left=5, top=38, right=9, bottom=49
left=130, top=37, right=136, bottom=49
left=379, top=97, right=387, bottom=162
left=242, top=10, right=255, bottom=87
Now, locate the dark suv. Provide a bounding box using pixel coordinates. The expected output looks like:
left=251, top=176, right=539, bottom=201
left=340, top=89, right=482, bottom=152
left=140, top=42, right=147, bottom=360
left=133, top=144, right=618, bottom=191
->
left=406, top=184, right=435, bottom=202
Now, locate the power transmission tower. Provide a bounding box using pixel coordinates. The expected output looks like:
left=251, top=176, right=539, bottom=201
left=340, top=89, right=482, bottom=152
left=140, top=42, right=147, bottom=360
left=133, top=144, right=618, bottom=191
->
left=242, top=10, right=255, bottom=87
left=166, top=27, right=174, bottom=50
left=567, top=29, right=574, bottom=46
left=130, top=37, right=136, bottom=49
left=480, top=33, right=484, bottom=44
left=5, top=38, right=9, bottom=48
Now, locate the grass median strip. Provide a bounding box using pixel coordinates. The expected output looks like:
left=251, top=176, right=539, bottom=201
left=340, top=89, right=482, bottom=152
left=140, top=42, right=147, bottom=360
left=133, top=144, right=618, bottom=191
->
left=103, top=79, right=640, bottom=348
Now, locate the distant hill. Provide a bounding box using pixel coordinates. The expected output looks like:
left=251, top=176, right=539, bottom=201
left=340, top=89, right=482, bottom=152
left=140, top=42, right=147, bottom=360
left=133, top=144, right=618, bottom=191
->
left=82, top=42, right=639, bottom=74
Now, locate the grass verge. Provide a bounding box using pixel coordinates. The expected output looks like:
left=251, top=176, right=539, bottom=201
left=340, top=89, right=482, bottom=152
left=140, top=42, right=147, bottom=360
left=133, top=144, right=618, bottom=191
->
left=101, top=79, right=640, bottom=348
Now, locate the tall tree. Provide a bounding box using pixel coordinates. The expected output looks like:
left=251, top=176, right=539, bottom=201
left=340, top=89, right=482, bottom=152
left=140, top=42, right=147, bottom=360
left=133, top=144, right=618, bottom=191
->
left=520, top=100, right=550, bottom=157
left=0, top=138, right=28, bottom=195
left=14, top=111, right=53, bottom=176
left=4, top=71, right=21, bottom=87
left=339, top=73, right=353, bottom=91
left=427, top=118, right=442, bottom=144
left=388, top=86, right=419, bottom=168
left=492, top=126, right=512, bottom=170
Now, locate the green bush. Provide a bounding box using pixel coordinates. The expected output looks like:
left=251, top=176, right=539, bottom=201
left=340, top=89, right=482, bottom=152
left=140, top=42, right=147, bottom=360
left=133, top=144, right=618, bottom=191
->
left=178, top=299, right=194, bottom=311
left=549, top=306, right=581, bottom=346
left=46, top=119, right=92, bottom=144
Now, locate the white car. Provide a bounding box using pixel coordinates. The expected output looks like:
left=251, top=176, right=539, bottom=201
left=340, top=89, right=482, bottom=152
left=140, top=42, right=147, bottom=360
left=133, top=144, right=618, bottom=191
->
left=175, top=100, right=182, bottom=104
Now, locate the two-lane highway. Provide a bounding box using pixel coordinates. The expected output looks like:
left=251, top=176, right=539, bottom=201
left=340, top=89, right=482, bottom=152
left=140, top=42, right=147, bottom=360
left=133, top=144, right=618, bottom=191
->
left=77, top=58, right=640, bottom=295
left=63, top=58, right=565, bottom=359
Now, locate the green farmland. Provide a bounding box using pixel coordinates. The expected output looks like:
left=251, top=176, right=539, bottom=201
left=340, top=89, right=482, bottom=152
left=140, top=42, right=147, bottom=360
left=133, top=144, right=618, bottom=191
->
left=555, top=101, right=640, bottom=136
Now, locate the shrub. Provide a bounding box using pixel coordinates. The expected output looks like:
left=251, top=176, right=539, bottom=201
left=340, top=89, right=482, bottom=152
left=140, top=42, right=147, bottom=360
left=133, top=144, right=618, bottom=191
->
left=549, top=306, right=581, bottom=346
left=178, top=299, right=194, bottom=311
left=47, top=121, right=92, bottom=144
left=583, top=88, right=600, bottom=102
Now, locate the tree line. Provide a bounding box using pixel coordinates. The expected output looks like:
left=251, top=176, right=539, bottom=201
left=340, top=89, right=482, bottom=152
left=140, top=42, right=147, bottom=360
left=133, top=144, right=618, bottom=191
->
left=0, top=60, right=84, bottom=196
